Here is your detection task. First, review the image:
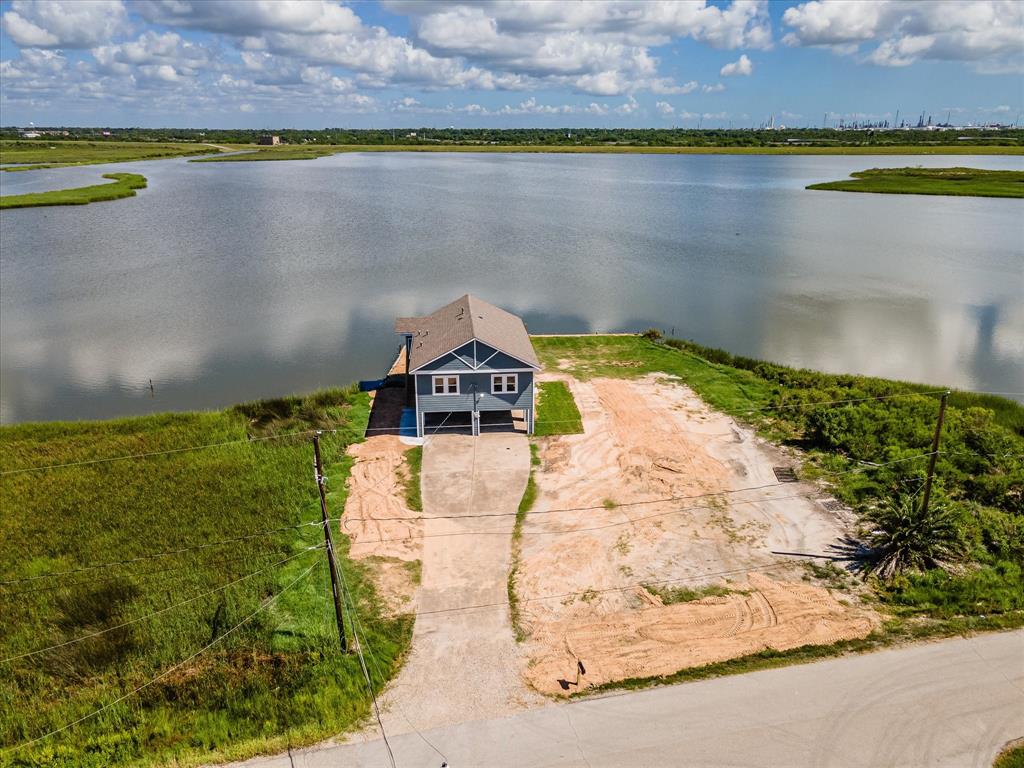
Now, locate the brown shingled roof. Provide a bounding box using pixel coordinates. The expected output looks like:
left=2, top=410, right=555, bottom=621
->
left=395, top=294, right=540, bottom=372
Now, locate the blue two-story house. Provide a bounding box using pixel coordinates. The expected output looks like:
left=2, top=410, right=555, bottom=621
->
left=395, top=295, right=541, bottom=437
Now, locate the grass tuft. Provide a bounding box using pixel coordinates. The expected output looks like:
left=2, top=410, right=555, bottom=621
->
left=400, top=446, right=423, bottom=512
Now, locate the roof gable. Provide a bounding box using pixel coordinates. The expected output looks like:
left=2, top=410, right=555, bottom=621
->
left=396, top=295, right=540, bottom=372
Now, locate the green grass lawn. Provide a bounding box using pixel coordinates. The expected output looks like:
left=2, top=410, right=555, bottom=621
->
left=530, top=334, right=1024, bottom=623
left=0, top=173, right=147, bottom=209
left=534, top=381, right=584, bottom=436
left=0, top=388, right=412, bottom=767
left=0, top=140, right=219, bottom=171
left=807, top=166, right=1024, bottom=198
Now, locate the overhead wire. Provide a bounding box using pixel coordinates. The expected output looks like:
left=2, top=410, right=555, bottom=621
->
left=1, top=547, right=322, bottom=664
left=0, top=519, right=329, bottom=586
left=0, top=544, right=326, bottom=598
left=392, top=560, right=800, bottom=620
left=332, top=547, right=397, bottom=768
left=3, top=561, right=319, bottom=755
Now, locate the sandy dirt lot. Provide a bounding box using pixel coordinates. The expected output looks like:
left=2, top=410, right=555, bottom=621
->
left=341, top=435, right=422, bottom=613
left=518, top=373, right=878, bottom=695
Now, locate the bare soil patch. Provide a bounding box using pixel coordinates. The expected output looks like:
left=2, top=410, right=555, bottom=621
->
left=518, top=373, right=878, bottom=694
left=341, top=435, right=422, bottom=609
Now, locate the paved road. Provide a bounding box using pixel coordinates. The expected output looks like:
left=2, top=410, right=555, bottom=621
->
left=239, top=630, right=1023, bottom=768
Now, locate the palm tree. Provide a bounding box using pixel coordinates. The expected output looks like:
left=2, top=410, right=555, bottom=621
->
left=860, top=494, right=964, bottom=580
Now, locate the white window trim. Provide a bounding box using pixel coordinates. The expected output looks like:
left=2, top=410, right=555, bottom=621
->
left=491, top=373, right=518, bottom=394
left=432, top=375, right=460, bottom=396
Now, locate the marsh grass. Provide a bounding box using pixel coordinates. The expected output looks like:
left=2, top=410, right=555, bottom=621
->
left=0, top=140, right=216, bottom=171
left=531, top=335, right=1024, bottom=621
left=807, top=166, right=1024, bottom=198
left=0, top=387, right=413, bottom=767
left=0, top=173, right=147, bottom=208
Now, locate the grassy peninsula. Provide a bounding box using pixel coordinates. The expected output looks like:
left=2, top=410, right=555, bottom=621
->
left=0, top=172, right=147, bottom=209
left=0, top=140, right=220, bottom=171
left=808, top=166, right=1024, bottom=198
left=0, top=390, right=412, bottom=767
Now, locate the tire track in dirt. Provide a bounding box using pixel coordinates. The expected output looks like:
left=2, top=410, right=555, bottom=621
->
left=519, top=373, right=877, bottom=695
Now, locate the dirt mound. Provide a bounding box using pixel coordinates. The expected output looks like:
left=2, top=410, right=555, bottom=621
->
left=524, top=573, right=878, bottom=695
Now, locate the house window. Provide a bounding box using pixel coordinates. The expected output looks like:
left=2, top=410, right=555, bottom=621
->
left=492, top=374, right=518, bottom=394
left=432, top=375, right=459, bottom=395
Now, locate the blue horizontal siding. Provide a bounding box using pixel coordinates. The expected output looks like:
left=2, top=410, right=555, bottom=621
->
left=416, top=372, right=533, bottom=413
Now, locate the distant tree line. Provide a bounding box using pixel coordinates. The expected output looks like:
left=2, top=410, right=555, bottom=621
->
left=1, top=126, right=1021, bottom=147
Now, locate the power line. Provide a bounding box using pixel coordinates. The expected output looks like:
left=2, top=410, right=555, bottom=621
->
left=1, top=548, right=321, bottom=664
left=342, top=452, right=939, bottom=527
left=739, top=389, right=951, bottom=413
left=351, top=598, right=449, bottom=766
left=5, top=452, right=946, bottom=591
left=0, top=545, right=322, bottom=598
left=333, top=547, right=397, bottom=768
left=0, top=428, right=336, bottom=477
left=394, top=560, right=797, bottom=620
left=3, top=561, right=319, bottom=755
left=0, top=520, right=328, bottom=586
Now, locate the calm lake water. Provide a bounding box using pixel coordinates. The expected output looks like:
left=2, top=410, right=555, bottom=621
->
left=1, top=152, right=1022, bottom=424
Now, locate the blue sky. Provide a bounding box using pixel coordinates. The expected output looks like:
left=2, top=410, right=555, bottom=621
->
left=1, top=0, right=1021, bottom=128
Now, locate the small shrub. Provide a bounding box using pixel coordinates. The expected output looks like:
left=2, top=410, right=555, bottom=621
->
left=641, top=328, right=663, bottom=341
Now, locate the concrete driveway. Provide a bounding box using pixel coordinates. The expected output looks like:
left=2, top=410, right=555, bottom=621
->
left=365, top=432, right=542, bottom=735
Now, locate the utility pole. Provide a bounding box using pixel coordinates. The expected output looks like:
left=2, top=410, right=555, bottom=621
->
left=920, top=391, right=949, bottom=517
left=313, top=431, right=348, bottom=652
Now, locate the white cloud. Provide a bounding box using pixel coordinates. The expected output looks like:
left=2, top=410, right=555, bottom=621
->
left=2, top=0, right=129, bottom=48
left=92, top=31, right=211, bottom=78
left=720, top=54, right=753, bottom=76
left=782, top=0, right=1024, bottom=72
left=614, top=95, right=639, bottom=114
left=655, top=100, right=675, bottom=116
left=702, top=82, right=725, bottom=92
left=133, top=0, right=362, bottom=36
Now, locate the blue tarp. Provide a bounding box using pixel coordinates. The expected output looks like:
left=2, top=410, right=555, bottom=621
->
left=399, top=408, right=418, bottom=437
left=358, top=379, right=386, bottom=392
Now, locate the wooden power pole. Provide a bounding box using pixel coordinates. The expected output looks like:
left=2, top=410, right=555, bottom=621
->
left=920, top=391, right=949, bottom=517
left=312, top=431, right=348, bottom=652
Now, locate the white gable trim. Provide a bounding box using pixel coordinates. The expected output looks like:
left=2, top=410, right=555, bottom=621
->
left=409, top=336, right=541, bottom=373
